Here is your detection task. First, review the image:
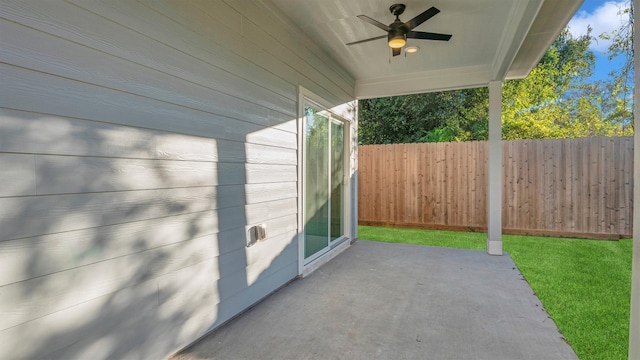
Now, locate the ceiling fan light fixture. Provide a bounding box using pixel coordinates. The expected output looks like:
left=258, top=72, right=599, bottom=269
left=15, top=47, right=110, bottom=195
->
left=405, top=46, right=419, bottom=53
left=388, top=33, right=406, bottom=48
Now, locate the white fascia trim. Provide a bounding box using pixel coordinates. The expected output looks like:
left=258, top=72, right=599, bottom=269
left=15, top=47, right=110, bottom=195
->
left=506, top=0, right=584, bottom=80
left=491, top=0, right=544, bottom=80
left=355, top=65, right=492, bottom=99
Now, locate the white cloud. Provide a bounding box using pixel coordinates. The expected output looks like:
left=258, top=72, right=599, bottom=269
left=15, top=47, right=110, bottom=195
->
left=567, top=0, right=630, bottom=52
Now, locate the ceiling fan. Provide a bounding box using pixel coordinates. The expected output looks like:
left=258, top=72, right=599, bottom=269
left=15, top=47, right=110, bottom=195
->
left=346, top=3, right=452, bottom=56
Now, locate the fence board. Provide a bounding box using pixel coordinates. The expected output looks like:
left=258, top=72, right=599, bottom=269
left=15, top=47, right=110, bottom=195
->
left=358, top=137, right=634, bottom=238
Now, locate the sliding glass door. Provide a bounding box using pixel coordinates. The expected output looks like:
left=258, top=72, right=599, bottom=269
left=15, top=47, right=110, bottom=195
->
left=303, top=104, right=346, bottom=262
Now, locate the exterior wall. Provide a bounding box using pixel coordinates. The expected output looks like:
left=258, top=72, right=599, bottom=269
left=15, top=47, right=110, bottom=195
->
left=0, top=0, right=355, bottom=359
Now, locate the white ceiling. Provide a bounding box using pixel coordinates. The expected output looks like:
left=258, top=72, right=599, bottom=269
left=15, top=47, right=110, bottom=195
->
left=269, top=0, right=583, bottom=98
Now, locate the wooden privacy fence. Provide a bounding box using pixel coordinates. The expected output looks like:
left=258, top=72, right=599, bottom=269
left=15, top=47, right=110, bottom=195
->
left=358, top=137, right=634, bottom=239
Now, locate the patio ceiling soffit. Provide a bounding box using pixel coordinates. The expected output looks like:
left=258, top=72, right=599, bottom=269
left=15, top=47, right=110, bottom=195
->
left=267, top=0, right=584, bottom=99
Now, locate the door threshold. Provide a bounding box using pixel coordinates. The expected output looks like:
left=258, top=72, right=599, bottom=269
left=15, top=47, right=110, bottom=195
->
left=301, top=239, right=351, bottom=277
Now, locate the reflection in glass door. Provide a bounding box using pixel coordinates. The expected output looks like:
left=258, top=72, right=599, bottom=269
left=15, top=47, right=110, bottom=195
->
left=304, top=105, right=345, bottom=261
left=304, top=107, right=329, bottom=259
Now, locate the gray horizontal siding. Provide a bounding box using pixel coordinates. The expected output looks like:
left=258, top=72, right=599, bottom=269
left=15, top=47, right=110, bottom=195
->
left=0, top=212, right=298, bottom=286
left=0, top=1, right=298, bottom=115
left=2, top=239, right=299, bottom=360
left=0, top=153, right=36, bottom=197
left=0, top=0, right=354, bottom=358
left=0, top=19, right=297, bottom=133
left=1, top=63, right=298, bottom=148
left=0, top=229, right=299, bottom=330
left=0, top=109, right=298, bottom=163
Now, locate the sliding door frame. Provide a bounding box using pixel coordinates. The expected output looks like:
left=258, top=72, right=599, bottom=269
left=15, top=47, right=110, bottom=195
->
left=297, top=86, right=352, bottom=275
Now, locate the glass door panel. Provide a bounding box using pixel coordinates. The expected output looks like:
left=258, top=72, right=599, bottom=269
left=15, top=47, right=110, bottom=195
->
left=303, top=104, right=347, bottom=261
left=304, top=107, right=330, bottom=259
left=330, top=120, right=344, bottom=242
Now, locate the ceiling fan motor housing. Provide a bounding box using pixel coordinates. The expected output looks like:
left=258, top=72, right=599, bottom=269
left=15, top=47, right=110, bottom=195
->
left=388, top=5, right=408, bottom=48
left=388, top=26, right=407, bottom=48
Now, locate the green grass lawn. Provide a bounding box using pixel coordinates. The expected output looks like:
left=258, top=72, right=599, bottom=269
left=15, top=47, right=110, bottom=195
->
left=358, top=225, right=633, bottom=360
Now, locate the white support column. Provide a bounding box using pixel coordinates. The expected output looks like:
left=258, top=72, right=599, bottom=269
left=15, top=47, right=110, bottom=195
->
left=487, top=81, right=503, bottom=256
left=629, top=0, right=639, bottom=357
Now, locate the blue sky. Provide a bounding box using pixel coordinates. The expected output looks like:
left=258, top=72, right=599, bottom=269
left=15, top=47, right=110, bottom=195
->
left=567, top=0, right=631, bottom=81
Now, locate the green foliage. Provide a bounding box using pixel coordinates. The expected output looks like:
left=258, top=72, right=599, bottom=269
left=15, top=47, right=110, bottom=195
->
left=359, top=225, right=633, bottom=360
left=501, top=29, right=597, bottom=139
left=562, top=81, right=633, bottom=137
left=358, top=88, right=488, bottom=144
left=358, top=94, right=439, bottom=144
left=420, top=88, right=488, bottom=142
left=598, top=3, right=634, bottom=132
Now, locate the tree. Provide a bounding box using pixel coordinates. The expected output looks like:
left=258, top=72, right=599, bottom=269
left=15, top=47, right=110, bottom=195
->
left=501, top=29, right=596, bottom=139
left=358, top=88, right=491, bottom=144
left=419, top=88, right=488, bottom=143
left=598, top=2, right=634, bottom=132
left=358, top=94, right=439, bottom=144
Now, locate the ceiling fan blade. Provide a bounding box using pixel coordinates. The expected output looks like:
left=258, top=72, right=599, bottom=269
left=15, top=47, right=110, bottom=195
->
left=404, top=7, right=440, bottom=31
left=392, top=47, right=401, bottom=57
left=346, top=35, right=387, bottom=46
left=407, top=31, right=452, bottom=41
left=357, top=15, right=391, bottom=31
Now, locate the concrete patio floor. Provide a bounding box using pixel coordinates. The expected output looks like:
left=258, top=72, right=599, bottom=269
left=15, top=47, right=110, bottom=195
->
left=172, top=240, right=578, bottom=360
